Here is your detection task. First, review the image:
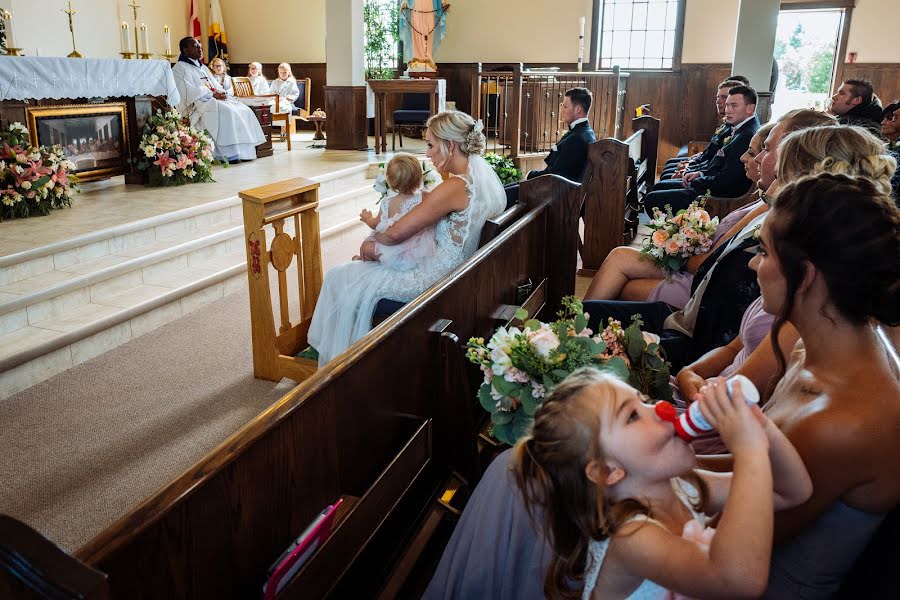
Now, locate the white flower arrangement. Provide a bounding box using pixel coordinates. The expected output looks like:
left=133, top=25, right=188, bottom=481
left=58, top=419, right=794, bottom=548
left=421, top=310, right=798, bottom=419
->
left=137, top=108, right=215, bottom=187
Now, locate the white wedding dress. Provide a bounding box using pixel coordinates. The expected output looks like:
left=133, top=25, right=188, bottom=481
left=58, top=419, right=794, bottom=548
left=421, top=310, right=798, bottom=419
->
left=307, top=154, right=506, bottom=366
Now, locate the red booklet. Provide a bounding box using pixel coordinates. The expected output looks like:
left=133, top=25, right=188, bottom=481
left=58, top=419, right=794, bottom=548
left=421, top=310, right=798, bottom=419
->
left=262, top=499, right=344, bottom=599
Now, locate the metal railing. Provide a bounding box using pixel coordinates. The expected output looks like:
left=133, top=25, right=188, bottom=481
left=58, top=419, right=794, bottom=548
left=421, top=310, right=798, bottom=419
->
left=471, top=64, right=629, bottom=158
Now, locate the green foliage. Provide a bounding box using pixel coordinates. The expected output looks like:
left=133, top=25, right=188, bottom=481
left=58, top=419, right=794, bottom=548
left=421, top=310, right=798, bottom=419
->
left=788, top=24, right=804, bottom=50
left=364, top=0, right=400, bottom=80
left=807, top=47, right=835, bottom=94
left=483, top=152, right=522, bottom=186
left=0, top=19, right=5, bottom=52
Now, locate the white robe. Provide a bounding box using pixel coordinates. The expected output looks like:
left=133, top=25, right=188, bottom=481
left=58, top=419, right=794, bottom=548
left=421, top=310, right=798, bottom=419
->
left=171, top=59, right=266, bottom=161
left=270, top=77, right=299, bottom=114
left=249, top=75, right=270, bottom=95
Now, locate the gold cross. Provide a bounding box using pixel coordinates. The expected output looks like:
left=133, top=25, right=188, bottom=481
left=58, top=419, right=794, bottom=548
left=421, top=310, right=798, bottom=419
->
left=62, top=1, right=77, bottom=24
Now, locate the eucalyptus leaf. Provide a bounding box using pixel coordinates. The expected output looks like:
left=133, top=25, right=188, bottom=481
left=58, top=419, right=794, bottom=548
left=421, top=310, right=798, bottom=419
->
left=491, top=410, right=514, bottom=425
left=515, top=307, right=528, bottom=321
left=478, top=384, right=496, bottom=412
left=602, top=356, right=630, bottom=381
left=575, top=313, right=587, bottom=333
left=525, top=319, right=542, bottom=331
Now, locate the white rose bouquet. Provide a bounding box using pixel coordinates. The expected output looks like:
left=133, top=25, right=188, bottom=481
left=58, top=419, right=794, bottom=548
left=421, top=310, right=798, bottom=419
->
left=136, top=108, right=215, bottom=187
left=641, top=197, right=720, bottom=276
left=466, top=297, right=659, bottom=445
left=0, top=122, right=79, bottom=219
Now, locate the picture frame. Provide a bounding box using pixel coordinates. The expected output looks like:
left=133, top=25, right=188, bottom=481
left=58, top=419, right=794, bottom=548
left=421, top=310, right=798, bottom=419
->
left=26, top=103, right=129, bottom=182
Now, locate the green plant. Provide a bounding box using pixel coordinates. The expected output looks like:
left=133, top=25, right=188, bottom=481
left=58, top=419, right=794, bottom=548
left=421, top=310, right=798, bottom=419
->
left=0, top=19, right=6, bottom=52
left=364, top=0, right=400, bottom=80
left=483, top=152, right=522, bottom=186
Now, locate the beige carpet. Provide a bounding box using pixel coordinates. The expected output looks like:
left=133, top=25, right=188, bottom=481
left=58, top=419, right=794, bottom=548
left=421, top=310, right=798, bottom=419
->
left=0, top=288, right=296, bottom=552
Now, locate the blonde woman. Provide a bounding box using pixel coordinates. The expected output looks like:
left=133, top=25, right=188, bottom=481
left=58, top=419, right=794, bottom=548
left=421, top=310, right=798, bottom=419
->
left=307, top=111, right=506, bottom=366
left=208, top=57, right=234, bottom=97
left=270, top=62, right=299, bottom=114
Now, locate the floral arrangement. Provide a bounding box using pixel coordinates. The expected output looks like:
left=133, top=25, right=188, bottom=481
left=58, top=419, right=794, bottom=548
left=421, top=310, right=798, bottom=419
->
left=483, top=152, right=522, bottom=186
left=0, top=122, right=79, bottom=219
left=136, top=108, right=215, bottom=187
left=641, top=198, right=719, bottom=276
left=466, top=297, right=671, bottom=445
left=372, top=159, right=440, bottom=202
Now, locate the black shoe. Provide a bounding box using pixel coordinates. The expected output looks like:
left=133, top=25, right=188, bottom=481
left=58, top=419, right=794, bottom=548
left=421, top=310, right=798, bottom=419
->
left=228, top=158, right=240, bottom=165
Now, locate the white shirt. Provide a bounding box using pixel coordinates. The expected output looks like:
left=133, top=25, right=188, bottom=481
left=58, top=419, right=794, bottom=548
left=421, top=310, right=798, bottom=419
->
left=730, top=115, right=756, bottom=134
left=569, top=117, right=589, bottom=129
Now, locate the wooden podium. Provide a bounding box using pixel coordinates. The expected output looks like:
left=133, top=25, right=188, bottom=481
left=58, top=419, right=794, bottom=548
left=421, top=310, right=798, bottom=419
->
left=368, top=78, right=443, bottom=153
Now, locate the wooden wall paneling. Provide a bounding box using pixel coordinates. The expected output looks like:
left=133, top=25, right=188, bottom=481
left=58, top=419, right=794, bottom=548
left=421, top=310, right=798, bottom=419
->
left=230, top=62, right=327, bottom=131
left=324, top=86, right=368, bottom=150
left=839, top=63, right=900, bottom=106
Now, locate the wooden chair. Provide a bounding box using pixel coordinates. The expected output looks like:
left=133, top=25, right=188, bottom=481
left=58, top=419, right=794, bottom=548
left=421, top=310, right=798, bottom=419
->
left=271, top=77, right=312, bottom=151
left=231, top=76, right=278, bottom=104
left=392, top=93, right=431, bottom=151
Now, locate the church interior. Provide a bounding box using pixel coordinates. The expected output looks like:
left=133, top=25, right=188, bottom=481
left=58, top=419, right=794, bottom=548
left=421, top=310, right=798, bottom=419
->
left=0, top=0, right=898, bottom=598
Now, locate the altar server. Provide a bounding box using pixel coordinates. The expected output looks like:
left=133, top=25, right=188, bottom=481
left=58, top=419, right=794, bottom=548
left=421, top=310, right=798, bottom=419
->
left=270, top=63, right=300, bottom=115
left=209, top=57, right=234, bottom=96
left=247, top=62, right=271, bottom=95
left=172, top=37, right=266, bottom=162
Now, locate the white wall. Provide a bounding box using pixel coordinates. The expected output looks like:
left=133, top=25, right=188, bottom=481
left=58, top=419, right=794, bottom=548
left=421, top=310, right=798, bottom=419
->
left=1, top=0, right=186, bottom=58
left=681, top=0, right=738, bottom=63
left=219, top=0, right=326, bottom=63
left=845, top=0, right=899, bottom=63
left=435, top=0, right=594, bottom=63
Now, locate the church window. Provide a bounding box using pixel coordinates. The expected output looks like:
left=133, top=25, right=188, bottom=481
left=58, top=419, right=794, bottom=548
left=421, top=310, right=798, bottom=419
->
left=597, top=0, right=684, bottom=70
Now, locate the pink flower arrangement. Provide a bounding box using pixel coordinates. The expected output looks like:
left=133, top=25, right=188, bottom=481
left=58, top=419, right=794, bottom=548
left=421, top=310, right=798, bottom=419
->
left=0, top=122, right=79, bottom=219
left=641, top=198, right=720, bottom=276
left=137, top=108, right=215, bottom=187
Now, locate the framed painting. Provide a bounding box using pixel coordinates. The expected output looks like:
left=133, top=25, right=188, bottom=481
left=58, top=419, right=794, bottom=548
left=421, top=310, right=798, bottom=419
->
left=26, top=103, right=129, bottom=182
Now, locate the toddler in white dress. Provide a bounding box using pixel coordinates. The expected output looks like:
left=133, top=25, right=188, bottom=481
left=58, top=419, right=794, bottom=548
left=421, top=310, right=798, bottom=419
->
left=356, top=153, right=440, bottom=270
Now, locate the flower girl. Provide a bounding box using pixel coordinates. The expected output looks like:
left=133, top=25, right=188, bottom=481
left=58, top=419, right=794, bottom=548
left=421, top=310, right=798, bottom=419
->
left=354, top=153, right=440, bottom=270
left=514, top=369, right=811, bottom=599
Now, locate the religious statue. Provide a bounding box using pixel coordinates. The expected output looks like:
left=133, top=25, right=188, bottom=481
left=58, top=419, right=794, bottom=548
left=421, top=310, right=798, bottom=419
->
left=398, top=0, right=450, bottom=73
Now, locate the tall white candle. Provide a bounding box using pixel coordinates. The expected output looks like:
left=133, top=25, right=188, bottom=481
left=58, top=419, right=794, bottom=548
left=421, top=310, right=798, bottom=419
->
left=4, top=10, right=17, bottom=49
left=120, top=22, right=130, bottom=53
left=579, top=16, right=585, bottom=39
left=140, top=23, right=149, bottom=54
left=164, top=25, right=171, bottom=55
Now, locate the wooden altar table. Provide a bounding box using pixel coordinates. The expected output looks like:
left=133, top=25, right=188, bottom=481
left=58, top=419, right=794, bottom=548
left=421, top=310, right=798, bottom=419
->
left=368, top=78, right=445, bottom=154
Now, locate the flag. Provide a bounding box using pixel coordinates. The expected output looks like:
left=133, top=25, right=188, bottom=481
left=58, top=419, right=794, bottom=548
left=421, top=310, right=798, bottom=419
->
left=208, top=0, right=228, bottom=66
left=189, top=0, right=201, bottom=39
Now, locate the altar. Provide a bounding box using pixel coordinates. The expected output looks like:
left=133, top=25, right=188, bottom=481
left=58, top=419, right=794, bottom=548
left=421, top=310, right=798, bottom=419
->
left=0, top=56, right=179, bottom=183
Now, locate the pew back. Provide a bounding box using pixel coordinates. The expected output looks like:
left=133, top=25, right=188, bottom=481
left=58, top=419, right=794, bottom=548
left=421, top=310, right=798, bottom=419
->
left=579, top=115, right=660, bottom=275
left=66, top=176, right=581, bottom=600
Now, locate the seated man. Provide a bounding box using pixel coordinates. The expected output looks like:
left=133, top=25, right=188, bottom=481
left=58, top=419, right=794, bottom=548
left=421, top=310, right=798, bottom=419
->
left=829, top=78, right=883, bottom=133
left=644, top=85, right=760, bottom=215
left=661, top=78, right=746, bottom=180
left=883, top=101, right=900, bottom=203
left=504, top=87, right=595, bottom=208
left=171, top=37, right=266, bottom=163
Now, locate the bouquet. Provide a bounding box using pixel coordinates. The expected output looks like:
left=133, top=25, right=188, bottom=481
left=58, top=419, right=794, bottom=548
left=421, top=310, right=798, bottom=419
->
left=641, top=198, right=719, bottom=276
left=0, top=122, right=79, bottom=219
left=483, top=152, right=522, bottom=186
left=598, top=315, right=672, bottom=403
left=373, top=159, right=441, bottom=202
left=466, top=297, right=671, bottom=445
left=136, top=108, right=215, bottom=187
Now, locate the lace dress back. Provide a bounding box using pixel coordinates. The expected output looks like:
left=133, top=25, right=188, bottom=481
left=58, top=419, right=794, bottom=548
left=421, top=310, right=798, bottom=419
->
left=582, top=478, right=707, bottom=600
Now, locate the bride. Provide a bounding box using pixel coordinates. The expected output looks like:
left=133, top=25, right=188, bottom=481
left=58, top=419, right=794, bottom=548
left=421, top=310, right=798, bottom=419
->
left=307, top=111, right=506, bottom=366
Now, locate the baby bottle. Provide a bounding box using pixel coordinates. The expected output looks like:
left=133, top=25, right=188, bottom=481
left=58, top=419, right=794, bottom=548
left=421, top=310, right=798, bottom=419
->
left=655, top=374, right=761, bottom=441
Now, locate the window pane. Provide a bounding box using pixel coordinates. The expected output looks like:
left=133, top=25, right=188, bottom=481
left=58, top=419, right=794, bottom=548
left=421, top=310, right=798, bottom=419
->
left=603, top=3, right=615, bottom=31
left=601, top=58, right=611, bottom=68
left=631, top=31, right=646, bottom=57
left=602, top=32, right=612, bottom=58
left=646, top=57, right=663, bottom=69
left=647, top=2, right=667, bottom=29
left=630, top=58, right=645, bottom=68
left=663, top=30, right=675, bottom=58
left=662, top=58, right=673, bottom=69
left=612, top=31, right=630, bottom=56
left=646, top=31, right=664, bottom=57
left=632, top=2, right=648, bottom=29
left=613, top=3, right=633, bottom=30
left=665, top=1, right=678, bottom=29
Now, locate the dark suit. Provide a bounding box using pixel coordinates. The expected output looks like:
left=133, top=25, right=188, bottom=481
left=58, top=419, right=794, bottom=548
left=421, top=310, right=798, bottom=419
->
left=645, top=116, right=760, bottom=215
left=504, top=120, right=595, bottom=207
left=661, top=121, right=729, bottom=179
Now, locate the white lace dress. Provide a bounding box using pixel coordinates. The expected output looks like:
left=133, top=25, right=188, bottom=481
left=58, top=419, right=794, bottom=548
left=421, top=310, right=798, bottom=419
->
left=582, top=478, right=710, bottom=600
left=307, top=154, right=506, bottom=366
left=373, top=192, right=437, bottom=272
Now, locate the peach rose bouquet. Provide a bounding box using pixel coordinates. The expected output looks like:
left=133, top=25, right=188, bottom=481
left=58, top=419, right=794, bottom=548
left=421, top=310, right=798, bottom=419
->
left=466, top=297, right=670, bottom=445
left=641, top=198, right=719, bottom=277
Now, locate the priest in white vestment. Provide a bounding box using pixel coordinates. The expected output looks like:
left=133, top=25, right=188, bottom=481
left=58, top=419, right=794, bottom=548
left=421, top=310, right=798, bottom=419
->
left=171, top=37, right=266, bottom=162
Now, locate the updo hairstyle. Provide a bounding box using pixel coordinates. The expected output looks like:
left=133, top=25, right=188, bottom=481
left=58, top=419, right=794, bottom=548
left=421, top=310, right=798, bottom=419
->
left=384, top=153, right=423, bottom=195
left=777, top=125, right=897, bottom=196
left=767, top=174, right=900, bottom=377
left=426, top=111, right=486, bottom=167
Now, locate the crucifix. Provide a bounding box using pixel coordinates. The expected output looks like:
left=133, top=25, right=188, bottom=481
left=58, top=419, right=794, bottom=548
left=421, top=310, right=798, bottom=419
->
left=128, top=1, right=143, bottom=58
left=62, top=1, right=83, bottom=58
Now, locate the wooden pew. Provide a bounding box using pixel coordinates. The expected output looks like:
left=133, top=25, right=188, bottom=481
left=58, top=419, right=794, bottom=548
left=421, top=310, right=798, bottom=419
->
left=578, top=115, right=660, bottom=276
left=0, top=176, right=580, bottom=600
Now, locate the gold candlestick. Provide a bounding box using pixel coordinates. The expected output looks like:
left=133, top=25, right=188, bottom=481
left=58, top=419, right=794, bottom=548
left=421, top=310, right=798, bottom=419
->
left=4, top=48, right=23, bottom=56
left=128, top=1, right=141, bottom=59
left=62, top=1, right=83, bottom=58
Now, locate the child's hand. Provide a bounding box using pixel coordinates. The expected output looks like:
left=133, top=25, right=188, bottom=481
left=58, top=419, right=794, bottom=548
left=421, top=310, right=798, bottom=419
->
left=697, top=378, right=767, bottom=455
left=360, top=209, right=377, bottom=228
left=675, top=367, right=706, bottom=403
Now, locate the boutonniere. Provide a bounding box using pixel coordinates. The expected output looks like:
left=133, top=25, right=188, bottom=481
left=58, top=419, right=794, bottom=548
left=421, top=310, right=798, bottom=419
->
left=722, top=135, right=733, bottom=146
left=892, top=139, right=900, bottom=150
left=559, top=129, right=570, bottom=140
left=751, top=223, right=762, bottom=240
left=715, top=123, right=727, bottom=135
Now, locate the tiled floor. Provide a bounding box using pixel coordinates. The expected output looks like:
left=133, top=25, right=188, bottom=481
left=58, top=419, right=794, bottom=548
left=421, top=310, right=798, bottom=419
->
left=0, top=133, right=426, bottom=258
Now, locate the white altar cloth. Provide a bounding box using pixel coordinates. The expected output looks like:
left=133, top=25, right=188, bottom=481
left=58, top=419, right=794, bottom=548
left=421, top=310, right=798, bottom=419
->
left=0, top=56, right=180, bottom=106
left=366, top=78, right=445, bottom=118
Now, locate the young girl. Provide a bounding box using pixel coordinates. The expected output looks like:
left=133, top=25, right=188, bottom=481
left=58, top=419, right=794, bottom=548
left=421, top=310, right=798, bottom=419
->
left=270, top=62, right=299, bottom=114
left=208, top=57, right=234, bottom=96
left=515, top=369, right=811, bottom=599
left=354, top=153, right=439, bottom=271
